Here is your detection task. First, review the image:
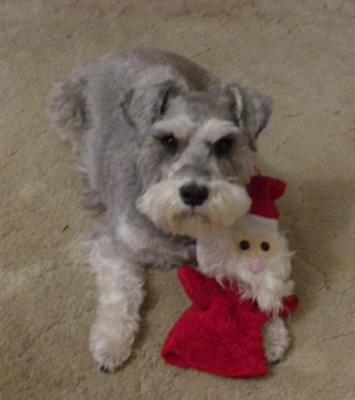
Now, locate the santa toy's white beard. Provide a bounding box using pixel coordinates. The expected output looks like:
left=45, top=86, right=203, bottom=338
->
left=197, top=232, right=295, bottom=313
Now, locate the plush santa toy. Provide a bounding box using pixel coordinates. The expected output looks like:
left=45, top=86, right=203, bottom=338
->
left=197, top=175, right=295, bottom=313
left=161, top=175, right=298, bottom=377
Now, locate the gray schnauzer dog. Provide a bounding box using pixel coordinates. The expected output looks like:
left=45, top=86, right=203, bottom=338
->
left=48, top=48, right=284, bottom=373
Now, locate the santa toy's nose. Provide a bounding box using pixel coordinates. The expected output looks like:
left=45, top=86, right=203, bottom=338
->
left=248, top=256, right=266, bottom=274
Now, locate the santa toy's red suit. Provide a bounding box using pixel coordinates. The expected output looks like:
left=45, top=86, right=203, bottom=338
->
left=161, top=266, right=298, bottom=377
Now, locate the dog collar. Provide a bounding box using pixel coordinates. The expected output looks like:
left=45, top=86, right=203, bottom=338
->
left=183, top=237, right=197, bottom=246
left=172, top=234, right=197, bottom=247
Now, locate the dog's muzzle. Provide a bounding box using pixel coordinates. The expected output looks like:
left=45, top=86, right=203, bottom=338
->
left=137, top=179, right=251, bottom=238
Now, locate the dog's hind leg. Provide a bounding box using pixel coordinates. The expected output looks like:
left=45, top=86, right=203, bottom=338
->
left=86, top=232, right=145, bottom=372
left=48, top=77, right=104, bottom=209
left=47, top=77, right=89, bottom=153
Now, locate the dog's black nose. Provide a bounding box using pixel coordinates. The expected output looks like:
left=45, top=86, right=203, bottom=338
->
left=179, top=184, right=209, bottom=206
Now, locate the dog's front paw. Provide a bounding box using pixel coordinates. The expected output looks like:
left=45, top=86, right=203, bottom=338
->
left=89, top=323, right=135, bottom=372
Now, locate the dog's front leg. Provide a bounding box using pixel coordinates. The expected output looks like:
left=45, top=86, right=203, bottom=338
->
left=87, top=233, right=145, bottom=372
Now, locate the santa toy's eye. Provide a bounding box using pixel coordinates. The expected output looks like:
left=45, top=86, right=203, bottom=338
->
left=239, top=240, right=250, bottom=250
left=260, top=241, right=270, bottom=251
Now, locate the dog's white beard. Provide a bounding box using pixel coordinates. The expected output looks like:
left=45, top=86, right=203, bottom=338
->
left=136, top=180, right=251, bottom=237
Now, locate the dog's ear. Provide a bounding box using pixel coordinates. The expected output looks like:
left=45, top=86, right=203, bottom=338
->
left=122, top=78, right=187, bottom=134
left=225, top=84, right=273, bottom=151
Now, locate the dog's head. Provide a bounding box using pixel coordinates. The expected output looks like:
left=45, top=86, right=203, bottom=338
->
left=125, top=75, right=272, bottom=237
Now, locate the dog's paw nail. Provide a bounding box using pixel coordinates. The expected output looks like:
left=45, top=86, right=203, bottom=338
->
left=90, top=330, right=134, bottom=372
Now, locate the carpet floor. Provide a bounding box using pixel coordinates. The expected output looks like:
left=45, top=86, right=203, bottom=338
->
left=1, top=1, right=354, bottom=399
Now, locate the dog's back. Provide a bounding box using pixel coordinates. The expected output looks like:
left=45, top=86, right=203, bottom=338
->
left=48, top=48, right=220, bottom=142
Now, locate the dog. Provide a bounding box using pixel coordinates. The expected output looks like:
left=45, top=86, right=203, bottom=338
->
left=48, top=48, right=288, bottom=372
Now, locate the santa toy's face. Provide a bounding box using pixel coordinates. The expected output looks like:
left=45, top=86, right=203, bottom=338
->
left=229, top=227, right=293, bottom=289
left=232, top=230, right=279, bottom=274
left=196, top=225, right=294, bottom=312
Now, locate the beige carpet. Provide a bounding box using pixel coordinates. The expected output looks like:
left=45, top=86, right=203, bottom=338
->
left=1, top=1, right=355, bottom=399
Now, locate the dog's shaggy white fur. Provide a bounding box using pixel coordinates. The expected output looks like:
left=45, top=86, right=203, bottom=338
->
left=48, top=48, right=293, bottom=372
left=137, top=178, right=252, bottom=237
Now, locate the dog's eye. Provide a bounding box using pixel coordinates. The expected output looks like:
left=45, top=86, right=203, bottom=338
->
left=214, top=136, right=234, bottom=157
left=260, top=241, right=270, bottom=252
left=160, top=134, right=178, bottom=154
left=239, top=240, right=250, bottom=250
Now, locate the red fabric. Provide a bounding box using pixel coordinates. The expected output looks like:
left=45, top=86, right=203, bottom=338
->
left=161, top=266, right=298, bottom=378
left=247, top=175, right=287, bottom=219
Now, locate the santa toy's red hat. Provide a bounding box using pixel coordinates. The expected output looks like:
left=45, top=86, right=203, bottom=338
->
left=234, top=175, right=287, bottom=235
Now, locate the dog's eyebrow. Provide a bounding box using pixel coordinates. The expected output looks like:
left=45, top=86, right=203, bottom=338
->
left=153, top=116, right=195, bottom=140
left=199, top=119, right=241, bottom=143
